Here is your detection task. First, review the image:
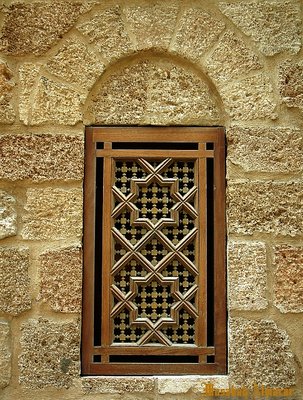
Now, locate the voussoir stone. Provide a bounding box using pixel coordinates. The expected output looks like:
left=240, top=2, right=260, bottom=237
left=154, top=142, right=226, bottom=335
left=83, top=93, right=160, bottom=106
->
left=0, top=247, right=31, bottom=315
left=228, top=181, right=303, bottom=236
left=0, top=133, right=84, bottom=182
left=219, top=1, right=301, bottom=56
left=0, top=321, right=11, bottom=389
left=21, top=188, right=82, bottom=240
left=0, top=190, right=17, bottom=239
left=228, top=242, right=267, bottom=310
left=229, top=318, right=296, bottom=387
left=279, top=59, right=303, bottom=111
left=124, top=5, right=178, bottom=50
left=274, top=245, right=303, bottom=313
left=172, top=8, right=225, bottom=61
left=0, top=59, right=15, bottom=124
left=206, top=31, right=262, bottom=84
left=227, top=126, right=303, bottom=173
left=77, top=6, right=134, bottom=62
left=0, top=2, right=94, bottom=55
left=220, top=73, right=277, bottom=120
left=46, top=39, right=105, bottom=91
left=19, top=318, right=80, bottom=389
left=39, top=245, right=82, bottom=313
left=82, top=377, right=155, bottom=394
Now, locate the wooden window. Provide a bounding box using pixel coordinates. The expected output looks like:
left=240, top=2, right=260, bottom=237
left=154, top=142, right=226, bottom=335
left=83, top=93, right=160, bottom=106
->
left=82, top=127, right=226, bottom=375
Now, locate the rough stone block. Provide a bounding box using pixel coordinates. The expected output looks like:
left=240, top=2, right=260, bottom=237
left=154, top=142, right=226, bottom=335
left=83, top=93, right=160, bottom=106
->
left=82, top=377, right=155, bottom=394
left=228, top=181, right=302, bottom=236
left=77, top=6, right=134, bottom=62
left=0, top=133, right=84, bottom=182
left=19, top=318, right=80, bottom=389
left=228, top=242, right=267, bottom=310
left=38, top=246, right=82, bottom=313
left=0, top=2, right=94, bottom=55
left=274, top=245, right=303, bottom=313
left=229, top=318, right=296, bottom=387
left=30, top=77, right=84, bottom=125
left=124, top=5, right=178, bottom=49
left=219, top=1, right=301, bottom=56
left=0, top=321, right=11, bottom=389
left=157, top=376, right=229, bottom=394
left=172, top=8, right=225, bottom=60
left=0, top=59, right=15, bottom=124
left=227, top=126, right=303, bottom=173
left=19, top=63, right=40, bottom=125
left=0, top=247, right=31, bottom=315
left=279, top=59, right=303, bottom=111
left=220, top=73, right=277, bottom=120
left=21, top=188, right=82, bottom=240
left=206, top=31, right=262, bottom=84
left=46, top=39, right=105, bottom=91
left=0, top=190, right=17, bottom=239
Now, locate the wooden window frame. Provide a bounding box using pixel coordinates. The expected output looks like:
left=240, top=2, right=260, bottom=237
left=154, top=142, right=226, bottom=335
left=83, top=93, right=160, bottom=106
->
left=82, top=126, right=226, bottom=375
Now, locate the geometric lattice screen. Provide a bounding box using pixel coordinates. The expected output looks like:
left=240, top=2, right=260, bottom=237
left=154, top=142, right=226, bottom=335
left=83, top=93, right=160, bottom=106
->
left=82, top=127, right=226, bottom=375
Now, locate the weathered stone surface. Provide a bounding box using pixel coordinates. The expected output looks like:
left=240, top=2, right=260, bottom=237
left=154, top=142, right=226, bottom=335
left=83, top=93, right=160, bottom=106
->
left=227, top=126, right=303, bottom=173
left=228, top=242, right=267, bottom=310
left=19, top=318, right=79, bottom=389
left=46, top=39, right=105, bottom=91
left=220, top=74, right=277, bottom=120
left=206, top=31, right=262, bottom=84
left=0, top=247, right=31, bottom=315
left=0, top=321, right=11, bottom=389
left=124, top=5, right=178, bottom=49
left=39, top=246, right=82, bottom=313
left=0, top=134, right=84, bottom=182
left=0, top=59, right=15, bottom=124
left=88, top=59, right=220, bottom=125
left=30, top=77, right=84, bottom=125
left=158, top=376, right=229, bottom=394
left=0, top=191, right=17, bottom=239
left=19, top=63, right=40, bottom=125
left=229, top=318, right=296, bottom=387
left=219, top=1, right=301, bottom=56
left=77, top=6, right=134, bottom=62
left=279, top=59, right=303, bottom=111
left=22, top=188, right=82, bottom=240
left=274, top=245, right=303, bottom=313
left=172, top=8, right=225, bottom=60
left=82, top=377, right=155, bottom=394
left=228, top=181, right=302, bottom=236
left=0, top=2, right=93, bottom=55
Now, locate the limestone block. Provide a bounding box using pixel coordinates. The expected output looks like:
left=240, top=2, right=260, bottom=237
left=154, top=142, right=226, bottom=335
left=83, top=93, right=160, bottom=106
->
left=157, top=376, right=229, bottom=394
left=279, top=59, right=303, bottom=111
left=220, top=74, right=277, bottom=120
left=219, top=1, right=301, bottom=56
left=124, top=5, right=178, bottom=49
left=0, top=247, right=31, bottom=315
left=172, top=8, right=225, bottom=61
left=21, top=188, right=82, bottom=240
left=30, top=77, right=84, bottom=125
left=77, top=6, right=134, bottom=62
left=46, top=39, right=105, bottom=91
left=39, top=246, right=82, bottom=313
left=274, top=245, right=303, bottom=313
left=19, top=63, right=40, bottom=125
left=0, top=133, right=84, bottom=182
left=19, top=318, right=80, bottom=389
left=206, top=31, right=262, bottom=84
left=0, top=59, right=15, bottom=124
left=0, top=321, right=11, bottom=389
left=228, top=242, right=267, bottom=310
left=229, top=318, right=296, bottom=387
left=227, top=126, right=303, bottom=173
left=82, top=377, right=155, bottom=394
left=0, top=2, right=94, bottom=55
left=228, top=181, right=302, bottom=236
left=0, top=191, right=17, bottom=239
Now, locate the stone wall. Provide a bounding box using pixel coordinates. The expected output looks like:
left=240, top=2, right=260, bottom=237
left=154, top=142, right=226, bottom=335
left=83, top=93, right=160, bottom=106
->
left=0, top=1, right=302, bottom=399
